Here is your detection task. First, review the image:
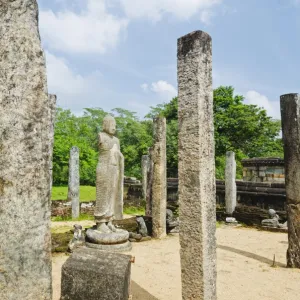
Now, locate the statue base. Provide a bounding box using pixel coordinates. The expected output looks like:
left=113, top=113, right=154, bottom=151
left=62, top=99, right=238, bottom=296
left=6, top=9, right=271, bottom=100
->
left=86, top=241, right=132, bottom=252
left=85, top=228, right=131, bottom=253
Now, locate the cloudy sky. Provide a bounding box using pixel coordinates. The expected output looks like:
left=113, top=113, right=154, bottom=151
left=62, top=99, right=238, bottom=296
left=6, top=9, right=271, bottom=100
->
left=37, top=0, right=300, bottom=119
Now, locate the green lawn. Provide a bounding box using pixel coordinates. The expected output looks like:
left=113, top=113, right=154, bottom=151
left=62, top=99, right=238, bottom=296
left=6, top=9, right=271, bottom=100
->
left=51, top=185, right=96, bottom=202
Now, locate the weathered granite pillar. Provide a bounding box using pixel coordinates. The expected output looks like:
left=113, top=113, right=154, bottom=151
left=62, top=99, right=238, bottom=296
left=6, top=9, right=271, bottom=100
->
left=280, top=93, right=300, bottom=268
left=178, top=31, right=217, bottom=299
left=151, top=117, right=167, bottom=239
left=145, top=147, right=154, bottom=217
left=225, top=151, right=237, bottom=214
left=68, top=146, right=80, bottom=219
left=0, top=1, right=53, bottom=299
left=142, top=154, right=150, bottom=200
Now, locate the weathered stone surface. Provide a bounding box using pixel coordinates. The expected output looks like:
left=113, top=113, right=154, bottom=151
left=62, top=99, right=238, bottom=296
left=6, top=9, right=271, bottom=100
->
left=68, top=224, right=85, bottom=252
left=87, top=115, right=130, bottom=251
left=142, top=154, right=150, bottom=201
left=178, top=30, right=216, bottom=300
left=146, top=147, right=154, bottom=217
left=68, top=146, right=80, bottom=219
left=136, top=216, right=148, bottom=237
left=86, top=228, right=129, bottom=244
left=151, top=117, right=167, bottom=239
left=225, top=151, right=237, bottom=214
left=95, top=115, right=124, bottom=224
left=280, top=93, right=300, bottom=268
left=0, top=1, right=53, bottom=299
left=61, top=247, right=132, bottom=300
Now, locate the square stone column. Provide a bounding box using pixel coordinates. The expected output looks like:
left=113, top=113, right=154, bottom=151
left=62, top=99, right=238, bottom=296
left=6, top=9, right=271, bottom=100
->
left=68, top=146, right=80, bottom=219
left=280, top=93, right=300, bottom=268
left=0, top=1, right=53, bottom=299
left=225, top=151, right=237, bottom=214
left=151, top=117, right=167, bottom=239
left=178, top=30, right=217, bottom=300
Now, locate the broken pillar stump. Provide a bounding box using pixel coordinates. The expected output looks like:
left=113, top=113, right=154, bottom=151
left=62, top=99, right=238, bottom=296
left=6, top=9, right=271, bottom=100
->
left=61, top=247, right=132, bottom=300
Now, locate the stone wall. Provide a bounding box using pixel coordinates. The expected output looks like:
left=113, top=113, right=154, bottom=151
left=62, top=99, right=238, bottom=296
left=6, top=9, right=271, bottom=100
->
left=242, top=158, right=284, bottom=183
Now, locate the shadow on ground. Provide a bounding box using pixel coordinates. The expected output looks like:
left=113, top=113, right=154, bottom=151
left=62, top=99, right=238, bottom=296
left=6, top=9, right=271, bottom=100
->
left=218, top=245, right=286, bottom=268
left=131, top=281, right=159, bottom=300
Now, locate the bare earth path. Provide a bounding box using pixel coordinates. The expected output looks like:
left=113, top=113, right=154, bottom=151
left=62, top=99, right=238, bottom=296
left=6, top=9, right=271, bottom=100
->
left=52, top=224, right=300, bottom=300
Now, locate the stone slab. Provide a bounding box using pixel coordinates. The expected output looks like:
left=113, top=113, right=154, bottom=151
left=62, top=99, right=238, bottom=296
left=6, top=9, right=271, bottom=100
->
left=61, top=247, right=132, bottom=300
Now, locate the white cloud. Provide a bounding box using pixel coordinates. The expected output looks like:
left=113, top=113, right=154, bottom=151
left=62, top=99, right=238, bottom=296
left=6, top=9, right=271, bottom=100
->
left=40, top=0, right=128, bottom=54
left=45, top=51, right=104, bottom=111
left=46, top=51, right=86, bottom=95
left=200, top=10, right=215, bottom=25
left=151, top=80, right=177, bottom=97
left=119, top=0, right=222, bottom=22
left=245, top=90, right=280, bottom=119
left=141, top=83, right=149, bottom=92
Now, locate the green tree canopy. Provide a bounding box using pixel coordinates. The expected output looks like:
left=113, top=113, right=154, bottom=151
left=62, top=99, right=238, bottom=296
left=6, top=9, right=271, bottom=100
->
left=147, top=86, right=283, bottom=178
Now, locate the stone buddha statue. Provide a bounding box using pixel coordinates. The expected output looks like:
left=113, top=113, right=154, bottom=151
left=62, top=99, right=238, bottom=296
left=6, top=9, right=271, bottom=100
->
left=94, top=115, right=124, bottom=232
left=85, top=115, right=131, bottom=252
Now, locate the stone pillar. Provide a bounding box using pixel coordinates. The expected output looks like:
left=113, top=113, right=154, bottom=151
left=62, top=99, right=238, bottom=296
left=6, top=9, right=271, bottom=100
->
left=151, top=117, right=167, bottom=239
left=178, top=31, right=216, bottom=300
left=0, top=1, right=53, bottom=299
left=141, top=154, right=150, bottom=202
left=225, top=151, right=237, bottom=214
left=145, top=148, right=154, bottom=217
left=68, top=146, right=80, bottom=219
left=280, top=93, right=300, bottom=268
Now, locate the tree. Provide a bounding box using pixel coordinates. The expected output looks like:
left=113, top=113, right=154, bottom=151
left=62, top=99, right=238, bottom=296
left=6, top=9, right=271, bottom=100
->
left=148, top=87, right=283, bottom=178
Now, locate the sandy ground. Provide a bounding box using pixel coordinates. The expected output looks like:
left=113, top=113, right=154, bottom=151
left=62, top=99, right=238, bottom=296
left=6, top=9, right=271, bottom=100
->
left=52, top=223, right=300, bottom=300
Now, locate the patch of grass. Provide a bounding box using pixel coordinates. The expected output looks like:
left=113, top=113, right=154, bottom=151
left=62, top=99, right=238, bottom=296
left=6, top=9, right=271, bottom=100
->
left=124, top=206, right=145, bottom=216
left=216, top=221, right=224, bottom=228
left=51, top=213, right=94, bottom=222
left=52, top=186, right=96, bottom=202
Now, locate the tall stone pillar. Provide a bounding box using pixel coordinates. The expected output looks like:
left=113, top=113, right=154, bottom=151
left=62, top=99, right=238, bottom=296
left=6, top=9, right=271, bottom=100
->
left=68, top=146, right=80, bottom=219
left=225, top=151, right=237, bottom=214
left=0, top=1, right=53, bottom=299
left=145, top=148, right=154, bottom=217
left=151, top=117, right=167, bottom=239
left=178, top=31, right=216, bottom=300
left=141, top=154, right=150, bottom=202
left=280, top=93, right=300, bottom=268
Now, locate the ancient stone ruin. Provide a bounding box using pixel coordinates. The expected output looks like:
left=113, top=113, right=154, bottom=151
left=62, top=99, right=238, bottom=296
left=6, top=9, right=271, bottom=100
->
left=0, top=1, right=54, bottom=299
left=178, top=30, right=217, bottom=299
left=225, top=151, right=237, bottom=214
left=151, top=117, right=167, bottom=239
left=85, top=115, right=131, bottom=252
left=68, top=146, right=80, bottom=219
left=61, top=248, right=132, bottom=300
left=280, top=93, right=300, bottom=268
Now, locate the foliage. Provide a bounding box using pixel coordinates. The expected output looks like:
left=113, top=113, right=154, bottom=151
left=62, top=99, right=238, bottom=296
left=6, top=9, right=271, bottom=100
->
left=53, top=107, right=152, bottom=185
left=52, top=86, right=283, bottom=184
left=147, top=87, right=283, bottom=179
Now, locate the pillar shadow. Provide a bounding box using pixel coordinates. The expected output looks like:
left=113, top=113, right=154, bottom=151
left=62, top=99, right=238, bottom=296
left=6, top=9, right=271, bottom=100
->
left=131, top=281, right=159, bottom=300
left=217, top=244, right=286, bottom=268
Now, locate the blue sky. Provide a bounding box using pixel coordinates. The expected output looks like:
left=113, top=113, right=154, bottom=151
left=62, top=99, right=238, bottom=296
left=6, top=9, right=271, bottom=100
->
left=37, top=0, right=300, bottom=119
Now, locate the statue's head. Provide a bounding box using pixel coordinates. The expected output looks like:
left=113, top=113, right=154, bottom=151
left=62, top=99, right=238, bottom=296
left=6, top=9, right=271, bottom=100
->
left=102, top=115, right=116, bottom=135
left=268, top=209, right=276, bottom=218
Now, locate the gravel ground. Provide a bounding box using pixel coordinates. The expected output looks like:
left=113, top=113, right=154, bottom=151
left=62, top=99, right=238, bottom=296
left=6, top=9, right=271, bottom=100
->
left=52, top=223, right=300, bottom=300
